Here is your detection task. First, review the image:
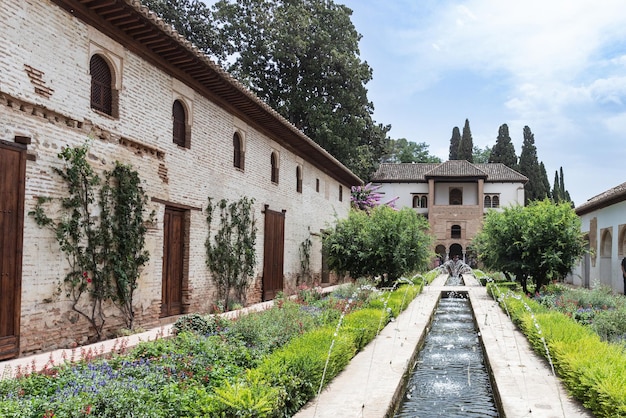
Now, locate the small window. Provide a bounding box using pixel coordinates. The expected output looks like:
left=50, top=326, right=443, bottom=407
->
left=233, top=132, right=245, bottom=169
left=450, top=188, right=463, bottom=205
left=172, top=100, right=188, bottom=147
left=451, top=225, right=462, bottom=239
left=484, top=195, right=491, bottom=208
left=339, top=185, right=343, bottom=202
left=90, top=54, right=113, bottom=115
left=412, top=194, right=428, bottom=208
left=492, top=195, right=500, bottom=208
left=316, top=178, right=320, bottom=193
left=271, top=152, right=279, bottom=184
left=296, top=166, right=302, bottom=193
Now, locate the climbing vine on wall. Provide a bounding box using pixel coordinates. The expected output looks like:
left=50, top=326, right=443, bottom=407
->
left=30, top=143, right=153, bottom=340
left=205, top=196, right=257, bottom=310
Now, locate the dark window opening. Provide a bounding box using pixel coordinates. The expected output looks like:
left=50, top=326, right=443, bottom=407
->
left=172, top=100, right=187, bottom=147
left=233, top=132, right=244, bottom=169
left=451, top=225, right=462, bottom=239
left=271, top=152, right=279, bottom=184
left=296, top=166, right=302, bottom=193
left=450, top=188, right=463, bottom=205
left=90, top=55, right=113, bottom=115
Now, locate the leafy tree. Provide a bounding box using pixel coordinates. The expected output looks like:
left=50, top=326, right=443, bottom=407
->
left=205, top=197, right=257, bottom=310
left=143, top=0, right=390, bottom=180
left=489, top=124, right=517, bottom=169
left=383, top=138, right=442, bottom=163
left=540, top=162, right=552, bottom=201
left=472, top=145, right=492, bottom=164
left=449, top=126, right=461, bottom=160
left=552, top=167, right=573, bottom=205
left=458, top=119, right=474, bottom=162
left=323, top=206, right=432, bottom=287
left=518, top=126, right=547, bottom=204
left=472, top=200, right=585, bottom=294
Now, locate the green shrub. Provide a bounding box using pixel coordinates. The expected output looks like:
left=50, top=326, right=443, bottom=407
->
left=342, top=308, right=390, bottom=351
left=172, top=313, right=229, bottom=336
left=257, top=327, right=357, bottom=416
left=226, top=300, right=319, bottom=359
left=592, top=307, right=626, bottom=343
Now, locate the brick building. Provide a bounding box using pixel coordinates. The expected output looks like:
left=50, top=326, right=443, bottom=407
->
left=0, top=0, right=359, bottom=358
left=371, top=160, right=527, bottom=264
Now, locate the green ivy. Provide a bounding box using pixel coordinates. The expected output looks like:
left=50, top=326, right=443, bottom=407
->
left=29, top=143, right=153, bottom=339
left=205, top=196, right=257, bottom=310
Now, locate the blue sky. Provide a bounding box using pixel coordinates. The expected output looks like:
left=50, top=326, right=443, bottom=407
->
left=339, top=0, right=626, bottom=206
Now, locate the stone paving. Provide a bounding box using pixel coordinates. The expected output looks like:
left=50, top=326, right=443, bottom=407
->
left=1, top=278, right=595, bottom=417
left=294, top=274, right=594, bottom=418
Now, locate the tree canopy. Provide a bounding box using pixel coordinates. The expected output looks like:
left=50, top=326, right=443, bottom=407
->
left=518, top=126, right=548, bottom=204
left=458, top=119, right=474, bottom=162
left=383, top=138, right=442, bottom=164
left=323, top=206, right=432, bottom=286
left=142, top=0, right=390, bottom=181
left=472, top=199, right=585, bottom=294
left=448, top=126, right=461, bottom=160
left=489, top=124, right=517, bottom=169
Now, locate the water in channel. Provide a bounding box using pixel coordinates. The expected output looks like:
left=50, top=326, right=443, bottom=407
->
left=394, top=295, right=499, bottom=417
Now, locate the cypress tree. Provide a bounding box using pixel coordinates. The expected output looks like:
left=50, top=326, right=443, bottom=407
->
left=449, top=126, right=461, bottom=160
left=540, top=162, right=551, bottom=200
left=489, top=123, right=518, bottom=169
left=458, top=119, right=474, bottom=162
left=552, top=170, right=561, bottom=202
left=518, top=126, right=547, bottom=204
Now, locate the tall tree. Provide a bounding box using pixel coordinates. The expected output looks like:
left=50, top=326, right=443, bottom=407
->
left=142, top=0, right=389, bottom=181
left=449, top=126, right=461, bottom=160
left=540, top=162, right=552, bottom=200
left=552, top=166, right=573, bottom=205
left=472, top=145, right=491, bottom=163
left=458, top=119, right=474, bottom=162
left=489, top=124, right=517, bottom=169
left=518, top=126, right=547, bottom=204
left=383, top=138, right=442, bottom=163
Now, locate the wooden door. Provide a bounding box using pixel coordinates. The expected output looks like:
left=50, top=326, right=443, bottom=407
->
left=262, top=209, right=285, bottom=301
left=161, top=207, right=185, bottom=317
left=0, top=143, right=26, bottom=360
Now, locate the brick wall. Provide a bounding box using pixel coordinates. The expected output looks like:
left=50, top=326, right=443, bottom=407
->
left=0, top=0, right=352, bottom=356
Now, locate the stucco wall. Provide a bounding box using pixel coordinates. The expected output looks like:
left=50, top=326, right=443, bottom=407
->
left=1, top=0, right=352, bottom=355
left=568, top=201, right=626, bottom=293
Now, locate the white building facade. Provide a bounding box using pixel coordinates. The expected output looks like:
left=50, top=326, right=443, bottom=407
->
left=0, top=0, right=359, bottom=358
left=568, top=182, right=626, bottom=294
left=371, top=161, right=527, bottom=264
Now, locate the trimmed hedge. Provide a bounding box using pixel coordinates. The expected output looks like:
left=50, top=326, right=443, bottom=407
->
left=489, top=284, right=626, bottom=417
left=205, top=283, right=421, bottom=417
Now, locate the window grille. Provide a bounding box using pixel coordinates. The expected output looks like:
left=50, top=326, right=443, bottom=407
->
left=90, top=55, right=112, bottom=115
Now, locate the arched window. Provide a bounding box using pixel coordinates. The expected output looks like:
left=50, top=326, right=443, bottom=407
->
left=296, top=166, right=302, bottom=193
left=339, top=185, right=343, bottom=202
left=233, top=132, right=244, bottom=169
left=90, top=54, right=113, bottom=115
left=449, top=188, right=463, bottom=205
left=420, top=195, right=428, bottom=208
left=172, top=100, right=187, bottom=147
left=271, top=152, right=279, bottom=184
left=316, top=178, right=320, bottom=192
left=484, top=195, right=491, bottom=208
left=412, top=196, right=419, bottom=208
left=451, top=225, right=462, bottom=239
left=492, top=195, right=500, bottom=208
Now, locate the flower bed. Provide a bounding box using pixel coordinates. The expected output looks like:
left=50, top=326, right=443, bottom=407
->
left=487, top=282, right=626, bottom=417
left=0, top=277, right=424, bottom=417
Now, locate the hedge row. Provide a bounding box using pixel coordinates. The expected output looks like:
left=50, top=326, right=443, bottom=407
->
left=205, top=281, right=423, bottom=417
left=487, top=283, right=626, bottom=417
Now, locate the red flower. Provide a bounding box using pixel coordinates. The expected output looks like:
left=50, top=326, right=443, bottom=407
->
left=87, top=278, right=92, bottom=283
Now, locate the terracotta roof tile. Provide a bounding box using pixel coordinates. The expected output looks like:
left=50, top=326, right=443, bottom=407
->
left=575, top=181, right=626, bottom=215
left=372, top=161, right=527, bottom=183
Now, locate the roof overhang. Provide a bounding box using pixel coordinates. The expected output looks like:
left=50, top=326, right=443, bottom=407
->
left=51, top=0, right=362, bottom=186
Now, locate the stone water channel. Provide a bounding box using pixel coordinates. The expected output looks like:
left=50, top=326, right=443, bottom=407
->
left=295, top=272, right=593, bottom=418
left=393, top=293, right=499, bottom=417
